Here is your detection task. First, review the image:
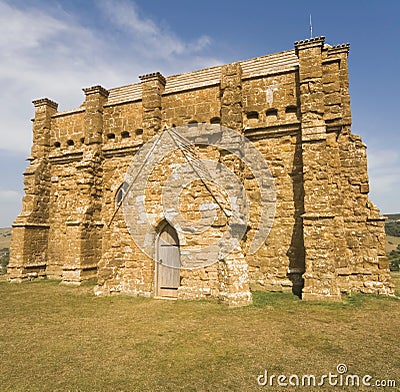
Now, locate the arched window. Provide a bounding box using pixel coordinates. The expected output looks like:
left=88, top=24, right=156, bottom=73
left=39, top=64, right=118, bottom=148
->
left=121, top=131, right=130, bottom=139
left=115, top=182, right=129, bottom=207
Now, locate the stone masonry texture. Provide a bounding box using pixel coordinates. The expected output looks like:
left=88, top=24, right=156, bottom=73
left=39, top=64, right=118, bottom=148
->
left=8, top=37, right=394, bottom=305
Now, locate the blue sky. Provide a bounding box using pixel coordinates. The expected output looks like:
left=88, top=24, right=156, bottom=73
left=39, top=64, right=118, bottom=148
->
left=0, top=0, right=399, bottom=227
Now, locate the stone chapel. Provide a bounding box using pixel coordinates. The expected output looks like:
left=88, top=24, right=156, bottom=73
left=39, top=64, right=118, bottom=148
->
left=8, top=37, right=393, bottom=306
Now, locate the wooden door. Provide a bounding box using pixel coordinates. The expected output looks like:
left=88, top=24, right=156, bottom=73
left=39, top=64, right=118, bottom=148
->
left=156, top=223, right=180, bottom=298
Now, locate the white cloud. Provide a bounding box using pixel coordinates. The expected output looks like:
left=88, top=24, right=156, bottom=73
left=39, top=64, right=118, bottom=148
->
left=0, top=2, right=67, bottom=50
left=367, top=147, right=400, bottom=213
left=0, top=0, right=221, bottom=154
left=100, top=0, right=211, bottom=58
left=0, top=190, right=22, bottom=227
left=0, top=190, right=21, bottom=201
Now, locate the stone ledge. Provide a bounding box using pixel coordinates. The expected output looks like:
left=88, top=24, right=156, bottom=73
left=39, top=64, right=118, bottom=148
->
left=21, top=263, right=47, bottom=269
left=367, top=216, right=386, bottom=222
left=32, top=98, right=58, bottom=110
left=83, top=85, right=109, bottom=98
left=102, top=145, right=141, bottom=158
left=52, top=107, right=85, bottom=118
left=12, top=222, right=50, bottom=228
left=139, top=72, right=166, bottom=86
left=62, top=264, right=98, bottom=271
left=66, top=221, right=81, bottom=227
left=244, top=123, right=300, bottom=139
left=301, top=213, right=335, bottom=220
left=322, top=57, right=341, bottom=65
left=49, top=152, right=84, bottom=164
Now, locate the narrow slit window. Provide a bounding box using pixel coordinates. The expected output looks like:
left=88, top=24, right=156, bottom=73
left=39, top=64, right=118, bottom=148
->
left=285, top=106, right=298, bottom=120
left=266, top=108, right=278, bottom=123
left=246, top=111, right=259, bottom=120
left=115, top=182, right=129, bottom=207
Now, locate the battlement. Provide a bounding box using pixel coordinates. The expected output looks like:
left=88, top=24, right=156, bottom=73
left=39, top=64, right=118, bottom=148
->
left=42, top=38, right=351, bottom=155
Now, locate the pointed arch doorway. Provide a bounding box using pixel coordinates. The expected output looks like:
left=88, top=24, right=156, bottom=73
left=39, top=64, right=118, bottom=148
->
left=156, top=222, right=180, bottom=298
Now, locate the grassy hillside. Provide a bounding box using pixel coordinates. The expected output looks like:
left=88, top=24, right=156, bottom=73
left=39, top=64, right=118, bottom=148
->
left=0, top=279, right=398, bottom=391
left=0, top=228, right=11, bottom=249
left=386, top=235, right=400, bottom=253
left=385, top=213, right=400, bottom=221
left=384, top=215, right=400, bottom=271
left=0, top=229, right=10, bottom=275
left=385, top=214, right=400, bottom=238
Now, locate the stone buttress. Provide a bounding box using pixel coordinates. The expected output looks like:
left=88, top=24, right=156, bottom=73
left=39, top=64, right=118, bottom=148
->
left=8, top=99, right=56, bottom=281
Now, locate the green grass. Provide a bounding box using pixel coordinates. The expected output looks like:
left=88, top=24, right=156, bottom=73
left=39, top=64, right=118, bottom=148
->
left=0, top=278, right=399, bottom=391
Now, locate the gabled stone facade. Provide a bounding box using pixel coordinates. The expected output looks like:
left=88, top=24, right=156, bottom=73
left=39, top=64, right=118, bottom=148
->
left=8, top=37, right=394, bottom=305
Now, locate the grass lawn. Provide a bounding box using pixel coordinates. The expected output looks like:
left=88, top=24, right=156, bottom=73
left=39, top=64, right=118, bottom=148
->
left=0, top=275, right=399, bottom=392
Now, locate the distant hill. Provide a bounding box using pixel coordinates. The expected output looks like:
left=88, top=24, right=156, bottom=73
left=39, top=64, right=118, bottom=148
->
left=0, top=228, right=11, bottom=249
left=0, top=228, right=11, bottom=274
left=384, top=214, right=400, bottom=237
left=385, top=213, right=400, bottom=221
left=384, top=215, right=400, bottom=271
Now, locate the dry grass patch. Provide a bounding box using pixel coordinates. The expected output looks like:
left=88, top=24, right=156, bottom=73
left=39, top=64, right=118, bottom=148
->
left=0, top=228, right=11, bottom=249
left=0, top=278, right=399, bottom=391
left=386, top=235, right=400, bottom=253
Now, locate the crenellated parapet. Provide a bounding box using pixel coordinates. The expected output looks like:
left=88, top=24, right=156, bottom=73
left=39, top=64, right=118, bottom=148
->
left=8, top=97, right=59, bottom=282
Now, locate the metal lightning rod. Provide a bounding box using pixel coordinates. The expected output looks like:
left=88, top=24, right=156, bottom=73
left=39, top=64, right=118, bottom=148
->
left=310, top=14, right=313, bottom=38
